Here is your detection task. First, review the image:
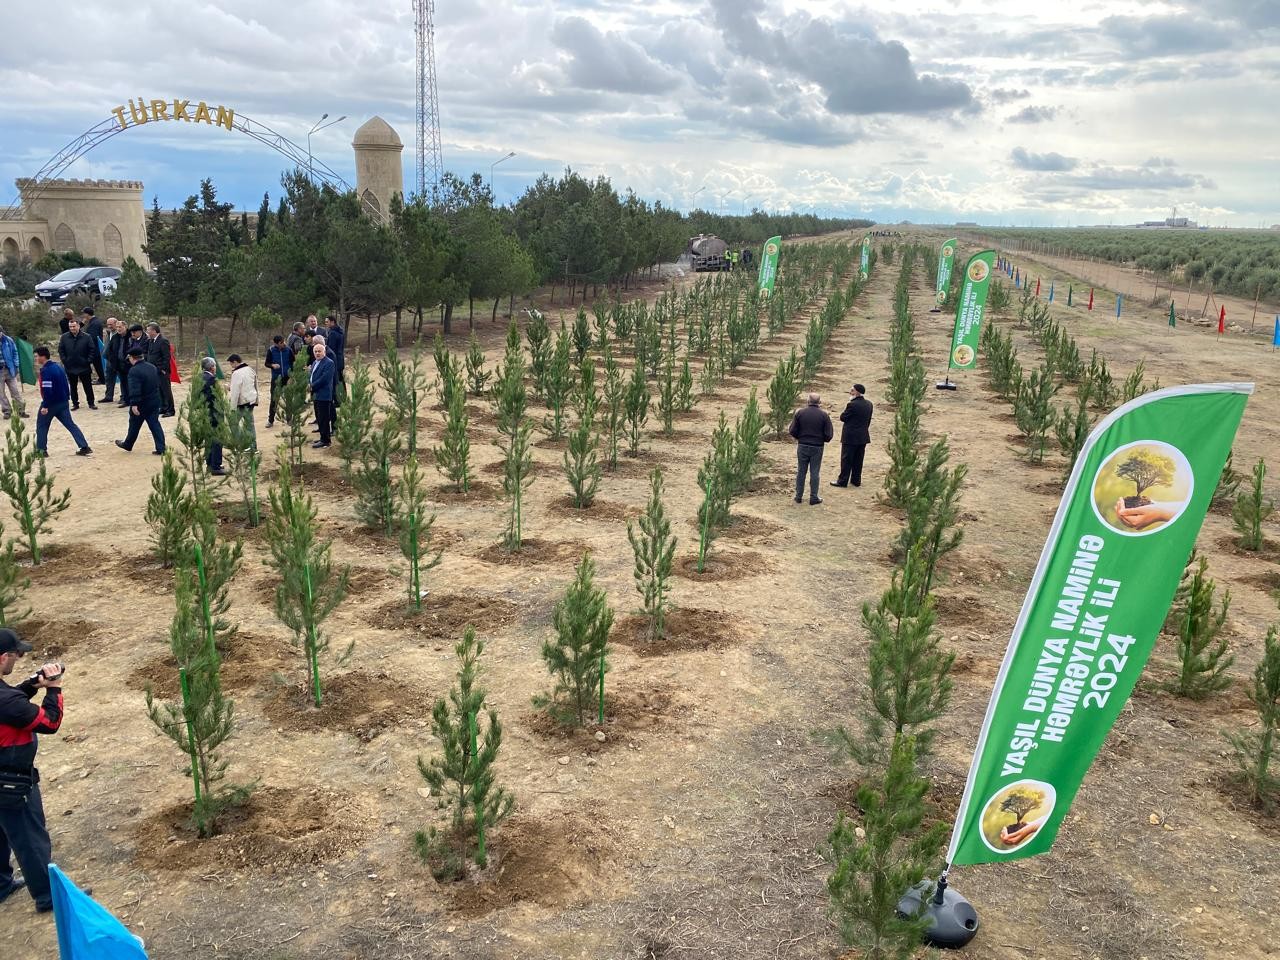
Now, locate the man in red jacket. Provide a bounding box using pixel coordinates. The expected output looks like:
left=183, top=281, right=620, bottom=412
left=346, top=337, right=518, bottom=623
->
left=0, top=628, right=64, bottom=914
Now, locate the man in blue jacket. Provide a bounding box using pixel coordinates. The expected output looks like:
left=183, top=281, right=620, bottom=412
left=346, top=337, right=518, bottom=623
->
left=33, top=347, right=91, bottom=457
left=265, top=334, right=292, bottom=428
left=0, top=326, right=26, bottom=419
left=324, top=315, right=345, bottom=434
left=308, top=342, right=335, bottom=449
left=113, top=347, right=165, bottom=455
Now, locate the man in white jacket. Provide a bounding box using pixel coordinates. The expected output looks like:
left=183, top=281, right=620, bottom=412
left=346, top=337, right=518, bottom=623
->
left=226, top=354, right=259, bottom=446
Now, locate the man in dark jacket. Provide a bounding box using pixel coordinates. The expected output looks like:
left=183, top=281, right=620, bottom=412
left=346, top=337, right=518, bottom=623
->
left=33, top=347, right=91, bottom=457
left=308, top=343, right=335, bottom=448
left=58, top=308, right=74, bottom=336
left=56, top=318, right=99, bottom=410
left=265, top=335, right=292, bottom=428
left=788, top=392, right=833, bottom=505
left=144, top=322, right=175, bottom=416
left=832, top=384, right=873, bottom=488
left=0, top=627, right=65, bottom=914
left=286, top=322, right=306, bottom=360
left=199, top=357, right=225, bottom=475
left=81, top=307, right=105, bottom=383
left=114, top=348, right=166, bottom=455
left=103, top=318, right=127, bottom=404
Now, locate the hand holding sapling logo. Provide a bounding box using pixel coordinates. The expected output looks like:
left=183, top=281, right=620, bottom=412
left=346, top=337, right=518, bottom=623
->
left=979, top=780, right=1055, bottom=853
left=1092, top=440, right=1193, bottom=536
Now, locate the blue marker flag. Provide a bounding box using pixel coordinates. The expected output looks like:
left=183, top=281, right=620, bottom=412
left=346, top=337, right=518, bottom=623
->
left=1273, top=316, right=1279, bottom=348
left=50, top=864, right=148, bottom=960
left=1116, top=294, right=1123, bottom=318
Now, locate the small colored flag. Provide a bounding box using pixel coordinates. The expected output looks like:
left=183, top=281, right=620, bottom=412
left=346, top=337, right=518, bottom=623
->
left=1218, top=305, right=1226, bottom=335
left=50, top=864, right=149, bottom=959
left=1168, top=302, right=1176, bottom=328
left=1035, top=278, right=1041, bottom=297
left=204, top=338, right=224, bottom=380
left=1088, top=288, right=1094, bottom=311
left=1067, top=286, right=1073, bottom=307
left=1048, top=283, right=1055, bottom=303
left=16, top=338, right=36, bottom=386
left=1272, top=316, right=1279, bottom=348
left=97, top=337, right=107, bottom=378
left=1116, top=295, right=1122, bottom=318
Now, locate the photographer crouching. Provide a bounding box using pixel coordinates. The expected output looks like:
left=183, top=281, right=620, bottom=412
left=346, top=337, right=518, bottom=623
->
left=0, top=628, right=64, bottom=914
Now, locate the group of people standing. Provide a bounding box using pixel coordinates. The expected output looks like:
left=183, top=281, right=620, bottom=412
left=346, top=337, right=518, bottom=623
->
left=787, top=384, right=873, bottom=504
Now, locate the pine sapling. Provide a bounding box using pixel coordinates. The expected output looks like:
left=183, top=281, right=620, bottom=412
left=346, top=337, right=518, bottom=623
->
left=1233, top=458, right=1274, bottom=551
left=766, top=349, right=800, bottom=439
left=883, top=392, right=921, bottom=509
left=623, top=360, right=649, bottom=456
left=731, top=387, right=765, bottom=494
left=146, top=452, right=196, bottom=568
left=627, top=468, right=677, bottom=641
left=0, top=522, right=30, bottom=627
left=542, top=324, right=574, bottom=439
left=1213, top=450, right=1243, bottom=512
left=265, top=456, right=351, bottom=707
left=571, top=307, right=591, bottom=364
left=1226, top=625, right=1280, bottom=810
left=221, top=393, right=262, bottom=527
left=494, top=320, right=534, bottom=551
left=433, top=384, right=471, bottom=493
left=354, top=415, right=403, bottom=535
left=1165, top=554, right=1233, bottom=699
left=416, top=626, right=514, bottom=879
left=0, top=413, right=71, bottom=565
left=525, top=309, right=552, bottom=398
left=537, top=553, right=613, bottom=726
left=276, top=370, right=311, bottom=473
left=676, top=355, right=695, bottom=412
left=399, top=455, right=443, bottom=610
left=335, top=356, right=375, bottom=479
left=1054, top=390, right=1094, bottom=482
left=464, top=330, right=491, bottom=397
left=502, top=418, right=534, bottom=551
left=601, top=345, right=625, bottom=470
left=563, top=381, right=601, bottom=510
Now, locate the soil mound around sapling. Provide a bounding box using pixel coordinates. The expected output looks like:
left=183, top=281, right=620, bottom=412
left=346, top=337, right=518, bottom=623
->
left=685, top=512, right=783, bottom=543
left=253, top=566, right=392, bottom=610
left=265, top=461, right=350, bottom=497
left=23, top=543, right=113, bottom=582
left=1216, top=534, right=1280, bottom=560
left=932, top=594, right=1005, bottom=632
left=674, top=549, right=769, bottom=582
left=476, top=538, right=590, bottom=566
left=611, top=608, right=745, bottom=656
left=12, top=618, right=101, bottom=659
left=480, top=458, right=543, bottom=478
left=369, top=593, right=522, bottom=640
left=134, top=786, right=368, bottom=872
left=548, top=496, right=638, bottom=522
left=263, top=670, right=435, bottom=742
left=127, top=631, right=291, bottom=700
left=431, top=481, right=501, bottom=503
left=524, top=683, right=684, bottom=751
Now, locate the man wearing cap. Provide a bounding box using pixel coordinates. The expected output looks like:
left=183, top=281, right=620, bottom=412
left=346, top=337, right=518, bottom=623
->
left=33, top=347, right=91, bottom=458
left=227, top=353, right=258, bottom=445
left=0, top=628, right=65, bottom=914
left=114, top=347, right=165, bottom=455
left=832, top=384, right=873, bottom=489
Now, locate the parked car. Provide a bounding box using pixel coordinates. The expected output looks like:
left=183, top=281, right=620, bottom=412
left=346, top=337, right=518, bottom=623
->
left=34, top=266, right=121, bottom=305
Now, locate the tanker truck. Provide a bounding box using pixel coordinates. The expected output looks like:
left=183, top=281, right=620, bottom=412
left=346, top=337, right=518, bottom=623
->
left=686, top=234, right=730, bottom=272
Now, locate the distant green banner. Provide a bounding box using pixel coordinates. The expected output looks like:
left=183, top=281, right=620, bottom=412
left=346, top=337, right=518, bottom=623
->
left=948, top=383, right=1252, bottom=866
left=936, top=238, right=958, bottom=305
left=947, top=250, right=996, bottom=370
left=17, top=338, right=36, bottom=386
left=758, top=235, right=781, bottom=299
left=859, top=234, right=871, bottom=280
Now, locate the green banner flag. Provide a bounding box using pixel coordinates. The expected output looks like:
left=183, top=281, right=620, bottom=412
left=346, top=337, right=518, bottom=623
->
left=947, top=383, right=1252, bottom=867
left=859, top=234, right=871, bottom=280
left=757, top=235, right=781, bottom=299
left=204, top=337, right=224, bottom=380
left=936, top=238, right=958, bottom=306
left=947, top=250, right=996, bottom=370
left=16, top=338, right=36, bottom=386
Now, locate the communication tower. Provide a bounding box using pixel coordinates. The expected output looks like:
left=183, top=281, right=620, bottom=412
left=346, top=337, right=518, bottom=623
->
left=413, top=0, right=444, bottom=197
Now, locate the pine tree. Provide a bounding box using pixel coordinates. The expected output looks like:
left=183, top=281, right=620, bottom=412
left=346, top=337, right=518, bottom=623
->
left=220, top=392, right=262, bottom=527
left=525, top=308, right=552, bottom=398
left=0, top=522, right=30, bottom=627
left=1226, top=626, right=1280, bottom=810
left=415, top=627, right=514, bottom=879
left=433, top=384, right=471, bottom=493
left=542, top=324, right=574, bottom=440
left=623, top=360, right=650, bottom=456
left=1213, top=450, right=1243, bottom=512
left=276, top=370, right=311, bottom=473
left=825, top=734, right=946, bottom=960
left=335, top=355, right=375, bottom=479
left=766, top=349, right=800, bottom=439
left=895, top=440, right=966, bottom=595
left=354, top=415, right=402, bottom=535
left=1014, top=363, right=1059, bottom=463
left=601, top=345, right=625, bottom=470
left=265, top=456, right=351, bottom=707
left=0, top=414, right=71, bottom=565
left=146, top=453, right=196, bottom=568
left=174, top=384, right=219, bottom=498
left=696, top=412, right=734, bottom=534
left=494, top=320, right=533, bottom=550
left=627, top=468, right=676, bottom=641
left=563, top=366, right=601, bottom=509
left=676, top=355, right=695, bottom=412
left=656, top=352, right=677, bottom=436
left=1165, top=554, right=1234, bottom=699
left=492, top=319, right=527, bottom=435
left=883, top=392, right=921, bottom=509
left=1054, top=389, right=1094, bottom=483
left=571, top=307, right=592, bottom=364
left=1233, top=458, right=1274, bottom=551
left=731, top=387, right=766, bottom=494
left=537, top=553, right=613, bottom=726
left=399, top=455, right=443, bottom=611
left=381, top=338, right=426, bottom=456
left=464, top=330, right=491, bottom=397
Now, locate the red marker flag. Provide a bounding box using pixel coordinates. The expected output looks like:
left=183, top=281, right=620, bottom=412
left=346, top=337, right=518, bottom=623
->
left=1035, top=278, right=1041, bottom=297
left=1088, top=288, right=1094, bottom=311
left=1218, top=305, right=1226, bottom=335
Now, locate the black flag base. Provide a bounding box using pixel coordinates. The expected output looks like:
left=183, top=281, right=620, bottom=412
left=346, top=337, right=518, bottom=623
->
left=935, top=377, right=958, bottom=391
left=929, top=307, right=942, bottom=313
left=898, top=877, right=979, bottom=949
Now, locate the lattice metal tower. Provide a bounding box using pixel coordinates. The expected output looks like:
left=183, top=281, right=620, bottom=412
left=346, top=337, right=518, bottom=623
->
left=413, top=0, right=444, bottom=197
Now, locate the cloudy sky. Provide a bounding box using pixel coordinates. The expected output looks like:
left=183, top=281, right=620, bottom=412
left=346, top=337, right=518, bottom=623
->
left=2, top=0, right=1278, bottom=226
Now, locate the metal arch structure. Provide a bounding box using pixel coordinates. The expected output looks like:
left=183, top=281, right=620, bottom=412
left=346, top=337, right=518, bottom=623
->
left=413, top=0, right=445, bottom=197
left=2, top=111, right=384, bottom=223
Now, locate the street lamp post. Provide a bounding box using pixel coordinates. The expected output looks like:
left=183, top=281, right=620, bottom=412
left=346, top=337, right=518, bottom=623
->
left=307, top=113, right=346, bottom=183
left=489, top=151, right=516, bottom=196
left=741, top=195, right=754, bottom=216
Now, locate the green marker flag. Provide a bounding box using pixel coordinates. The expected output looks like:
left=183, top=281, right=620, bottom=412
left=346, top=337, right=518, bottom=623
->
left=16, top=338, right=36, bottom=386
left=947, top=250, right=996, bottom=370
left=757, top=235, right=781, bottom=300
left=204, top=337, right=224, bottom=380
left=1168, top=301, right=1176, bottom=327
left=946, top=383, right=1252, bottom=868
left=935, top=238, right=958, bottom=306
left=859, top=234, right=871, bottom=280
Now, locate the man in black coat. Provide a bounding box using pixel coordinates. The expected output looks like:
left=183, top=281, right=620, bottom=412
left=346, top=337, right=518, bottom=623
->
left=832, top=384, right=873, bottom=488
left=113, top=348, right=166, bottom=454
left=144, top=323, right=175, bottom=416
left=103, top=318, right=127, bottom=404
left=56, top=318, right=99, bottom=410
left=81, top=308, right=105, bottom=383
left=788, top=392, right=834, bottom=505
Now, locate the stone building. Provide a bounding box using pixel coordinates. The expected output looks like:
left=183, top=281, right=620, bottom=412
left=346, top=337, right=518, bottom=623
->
left=2, top=179, right=149, bottom=268
left=352, top=116, right=405, bottom=219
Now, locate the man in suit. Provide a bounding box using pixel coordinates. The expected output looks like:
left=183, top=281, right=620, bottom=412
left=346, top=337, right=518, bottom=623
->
left=199, top=358, right=225, bottom=476
left=788, top=392, right=833, bottom=505
left=324, top=315, right=345, bottom=433
left=144, top=323, right=175, bottom=417
left=80, top=308, right=104, bottom=383
left=102, top=318, right=127, bottom=404
left=832, top=383, right=873, bottom=488
left=114, top=348, right=165, bottom=455
left=308, top=343, right=335, bottom=449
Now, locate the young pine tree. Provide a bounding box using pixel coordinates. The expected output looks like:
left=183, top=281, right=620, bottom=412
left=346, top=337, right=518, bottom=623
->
left=464, top=330, right=492, bottom=397
left=0, top=521, right=30, bottom=627
left=766, top=349, right=800, bottom=439
left=335, top=355, right=375, bottom=479
left=276, top=370, right=311, bottom=473
left=627, top=468, right=677, bottom=642
left=354, top=415, right=403, bottom=535
left=601, top=345, right=625, bottom=470
left=525, top=309, right=552, bottom=398
left=220, top=395, right=262, bottom=527
left=433, top=384, right=472, bottom=493
left=563, top=362, right=601, bottom=509
left=656, top=352, right=677, bottom=436
left=623, top=360, right=650, bottom=457
left=542, top=324, right=574, bottom=440
left=146, top=452, right=196, bottom=568
left=416, top=627, right=515, bottom=879
left=895, top=440, right=966, bottom=595
left=825, top=734, right=946, bottom=960
left=0, top=414, right=71, bottom=565
left=731, top=387, right=766, bottom=494
left=882, top=392, right=922, bottom=509
left=676, top=355, right=695, bottom=412
left=1015, top=363, right=1059, bottom=463
left=265, top=457, right=351, bottom=707
left=1213, top=449, right=1243, bottom=512
left=381, top=338, right=426, bottom=456
left=494, top=321, right=534, bottom=551
left=1165, top=554, right=1234, bottom=699
left=571, top=307, right=592, bottom=364
left=174, top=385, right=220, bottom=497
left=1226, top=625, right=1280, bottom=810
left=1233, top=458, right=1275, bottom=551
left=399, top=455, right=443, bottom=611
left=537, top=553, right=613, bottom=727
left=1054, top=390, right=1094, bottom=483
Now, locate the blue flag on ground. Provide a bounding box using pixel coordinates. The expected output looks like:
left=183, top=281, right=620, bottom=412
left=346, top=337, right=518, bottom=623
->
left=1273, top=316, right=1279, bottom=348
left=50, top=864, right=148, bottom=960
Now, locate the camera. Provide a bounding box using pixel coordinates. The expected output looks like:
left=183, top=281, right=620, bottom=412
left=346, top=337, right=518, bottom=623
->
left=28, top=663, right=65, bottom=685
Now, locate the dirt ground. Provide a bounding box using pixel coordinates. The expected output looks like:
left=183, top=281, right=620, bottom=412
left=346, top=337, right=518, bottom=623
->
left=1, top=231, right=1278, bottom=960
